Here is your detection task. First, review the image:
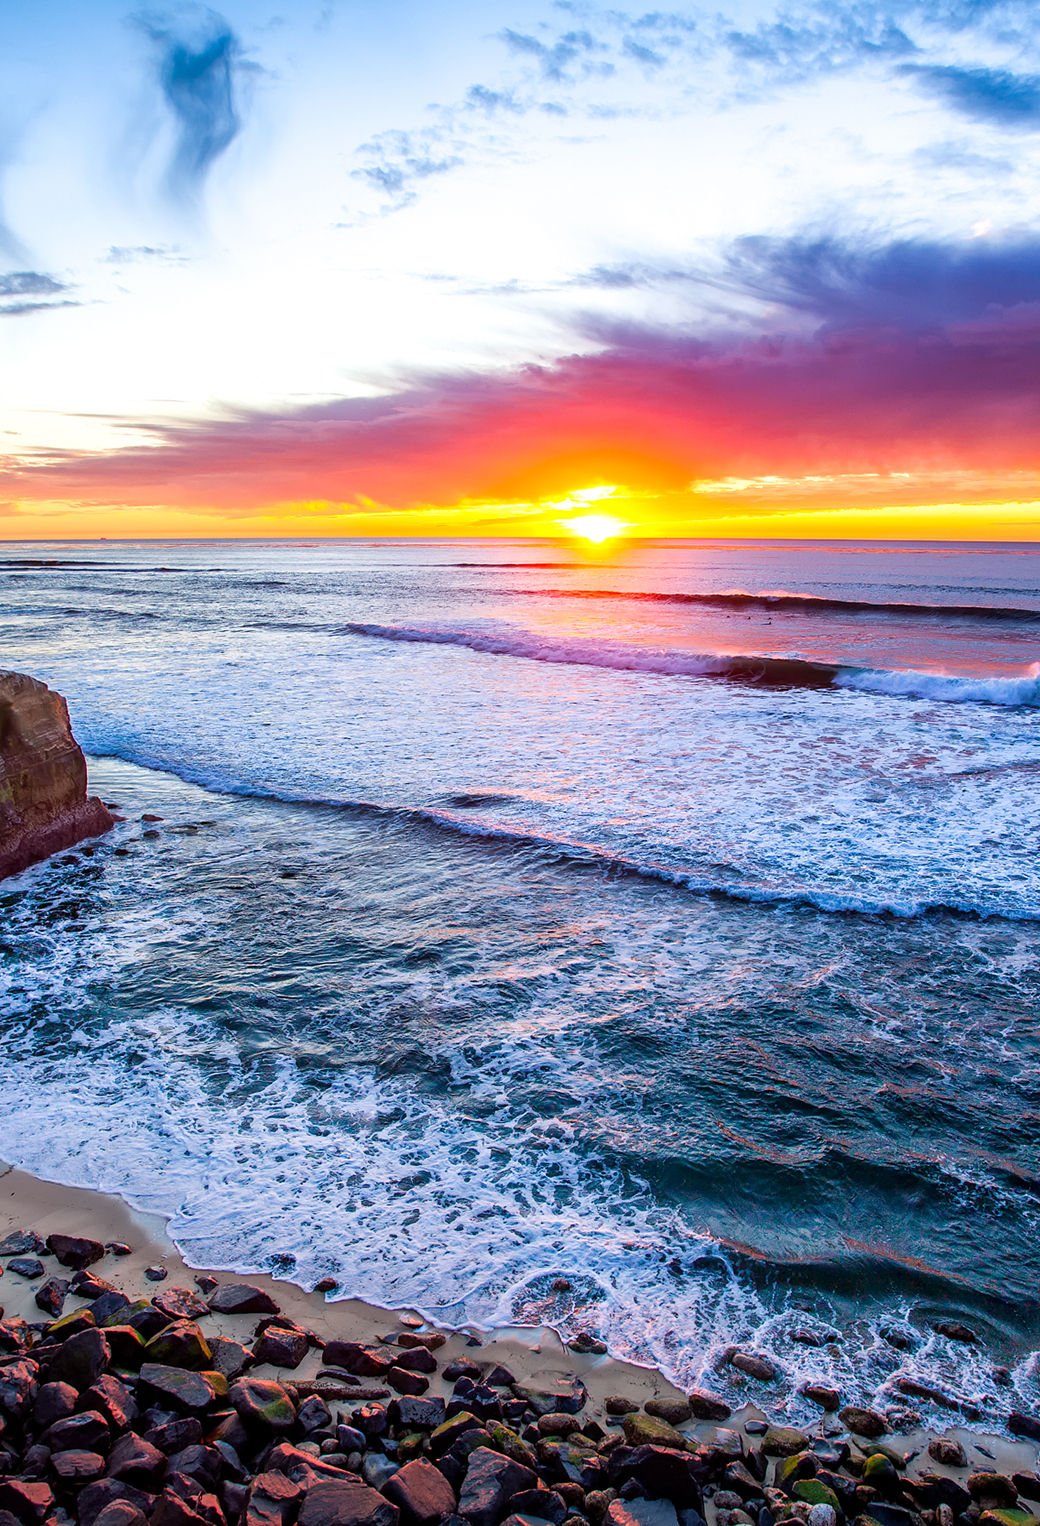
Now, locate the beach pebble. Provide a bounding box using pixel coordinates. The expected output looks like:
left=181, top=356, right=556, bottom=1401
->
left=143, top=1267, right=167, bottom=1283
left=744, top=1422, right=768, bottom=1436
left=800, top=1386, right=840, bottom=1412
left=361, top=1453, right=399, bottom=1490
left=838, top=1405, right=887, bottom=1438
left=569, top=1333, right=608, bottom=1355
left=929, top=1440, right=967, bottom=1468
left=104, top=1244, right=132, bottom=1257
left=315, top=1279, right=338, bottom=1295
left=807, top=1507, right=836, bottom=1526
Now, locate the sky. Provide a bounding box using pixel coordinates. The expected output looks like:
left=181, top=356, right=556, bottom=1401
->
left=1, top=0, right=1039, bottom=539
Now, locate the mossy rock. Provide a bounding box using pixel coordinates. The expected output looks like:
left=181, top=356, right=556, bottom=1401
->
left=862, top=1455, right=899, bottom=1494
left=794, top=1480, right=841, bottom=1514
left=775, top=1453, right=816, bottom=1492
left=622, top=1411, right=685, bottom=1449
left=144, top=1321, right=212, bottom=1371
left=764, top=1428, right=811, bottom=1458
left=980, top=1511, right=1039, bottom=1526
left=139, top=1362, right=222, bottom=1412
left=487, top=1423, right=538, bottom=1470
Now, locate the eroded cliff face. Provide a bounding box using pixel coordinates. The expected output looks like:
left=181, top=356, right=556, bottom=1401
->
left=0, top=671, right=114, bottom=879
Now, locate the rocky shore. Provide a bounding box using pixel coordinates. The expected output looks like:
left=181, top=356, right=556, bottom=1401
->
left=0, top=1172, right=1038, bottom=1526
left=0, top=672, right=113, bottom=880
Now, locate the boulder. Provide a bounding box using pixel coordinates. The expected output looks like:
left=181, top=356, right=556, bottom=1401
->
left=206, top=1284, right=281, bottom=1317
left=608, top=1446, right=700, bottom=1509
left=145, top=1322, right=213, bottom=1371
left=34, top=1380, right=79, bottom=1428
left=838, top=1405, right=887, bottom=1438
left=298, top=1479, right=400, bottom=1526
left=86, top=1375, right=138, bottom=1433
left=89, top=1292, right=131, bottom=1326
left=621, top=1414, right=684, bottom=1451
left=459, top=1448, right=537, bottom=1526
left=46, top=1328, right=111, bottom=1392
left=387, top=1368, right=430, bottom=1397
left=154, top=1289, right=211, bottom=1323
left=388, top=1397, right=446, bottom=1432
left=0, top=1358, right=40, bottom=1417
left=644, top=1400, right=692, bottom=1426
left=969, top=1476, right=1019, bottom=1507
left=208, top=1336, right=254, bottom=1380
left=0, top=1481, right=54, bottom=1523
left=243, top=1473, right=302, bottom=1526
left=384, top=1459, right=457, bottom=1526
left=253, top=1327, right=309, bottom=1369
left=1011, top=1416, right=1040, bottom=1444
left=0, top=1230, right=47, bottom=1255
left=44, top=1233, right=105, bottom=1269
left=762, top=1429, right=809, bottom=1458
left=512, top=1384, right=586, bottom=1418
left=53, top=1451, right=107, bottom=1484
left=800, top=1386, right=840, bottom=1412
left=323, top=1342, right=394, bottom=1378
left=685, top=1390, right=730, bottom=1422
left=228, top=1378, right=297, bottom=1433
left=92, top=1504, right=147, bottom=1526
left=106, top=1434, right=167, bottom=1489
left=48, top=1411, right=111, bottom=1453
left=147, top=1419, right=204, bottom=1455
left=0, top=672, right=115, bottom=878
left=76, top=1478, right=156, bottom=1526
left=929, top=1440, right=967, bottom=1468
left=7, top=1256, right=46, bottom=1279
left=730, top=1354, right=776, bottom=1382
left=137, top=1364, right=221, bottom=1412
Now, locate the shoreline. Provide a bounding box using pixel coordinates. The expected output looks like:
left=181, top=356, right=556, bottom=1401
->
left=2, top=1161, right=1038, bottom=1496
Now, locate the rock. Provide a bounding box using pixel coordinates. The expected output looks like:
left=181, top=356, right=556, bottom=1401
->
left=806, top=1508, right=835, bottom=1526
left=513, top=1384, right=586, bottom=1418
left=1010, top=1416, right=1040, bottom=1444
left=929, top=1440, right=967, bottom=1468
left=644, top=1400, right=692, bottom=1426
left=90, top=1292, right=132, bottom=1326
left=459, top=1449, right=537, bottom=1526
left=34, top=1380, right=79, bottom=1428
left=608, top=1445, right=701, bottom=1509
left=297, top=1395, right=333, bottom=1432
left=253, top=1327, right=309, bottom=1369
left=86, top=1375, right=138, bottom=1433
left=153, top=1290, right=210, bottom=1323
left=147, top=1419, right=203, bottom=1455
left=0, top=1316, right=32, bottom=1354
left=145, top=1322, right=212, bottom=1371
left=793, top=1482, right=840, bottom=1515
left=773, top=1454, right=817, bottom=1492
left=166, top=1447, right=221, bottom=1491
left=394, top=1348, right=438, bottom=1375
left=384, top=1459, right=457, bottom=1526
left=569, top=1335, right=608, bottom=1356
left=242, top=1473, right=302, bottom=1526
left=1014, top=1478, right=1040, bottom=1506
left=730, top=1355, right=777, bottom=1383
left=800, top=1386, right=840, bottom=1412
left=933, top=1322, right=978, bottom=1345
left=105, top=1434, right=167, bottom=1489
left=487, top=1424, right=538, bottom=1470
left=102, top=1325, right=147, bottom=1369
left=537, top=1418, right=579, bottom=1439
left=968, top=1476, right=1018, bottom=1507
left=93, top=1504, right=147, bottom=1526
left=52, top=1450, right=107, bottom=1483
left=77, top=1478, right=156, bottom=1526
left=762, top=1430, right=809, bottom=1458
left=397, top=1333, right=446, bottom=1352
left=0, top=1480, right=54, bottom=1523
left=206, top=1337, right=253, bottom=1380
left=445, top=1363, right=485, bottom=1383
left=45, top=1234, right=105, bottom=1270
left=228, top=1378, right=297, bottom=1433
left=73, top=1271, right=119, bottom=1301
left=721, top=1463, right=762, bottom=1502
left=144, top=1268, right=168, bottom=1283
left=684, top=1390, right=731, bottom=1422
left=0, top=1231, right=47, bottom=1255
left=48, top=1410, right=111, bottom=1452
left=621, top=1414, right=685, bottom=1451
left=388, top=1398, right=446, bottom=1432
left=323, top=1343, right=394, bottom=1378
left=605, top=1399, right=639, bottom=1418
left=431, top=1414, right=484, bottom=1457
left=207, top=1285, right=281, bottom=1317
left=509, top=1492, right=566, bottom=1525
left=606, top=1501, right=679, bottom=1526
left=979, top=1512, right=1040, bottom=1526
left=298, top=1478, right=400, bottom=1526
left=47, top=1308, right=98, bottom=1341
left=0, top=1358, right=39, bottom=1417
left=387, top=1368, right=429, bottom=1397
left=0, top=672, right=115, bottom=878
left=47, top=1328, right=111, bottom=1392
left=137, top=1365, right=221, bottom=1413
left=838, top=1406, right=887, bottom=1439
left=7, top=1257, right=45, bottom=1279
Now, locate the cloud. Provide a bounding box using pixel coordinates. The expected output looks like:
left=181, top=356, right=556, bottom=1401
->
left=904, top=64, right=1040, bottom=127
left=102, top=245, right=188, bottom=263
left=0, top=271, right=80, bottom=317
left=136, top=7, right=243, bottom=201
left=3, top=230, right=1038, bottom=509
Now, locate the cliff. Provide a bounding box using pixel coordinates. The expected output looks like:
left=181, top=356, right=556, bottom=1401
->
left=0, top=670, right=114, bottom=879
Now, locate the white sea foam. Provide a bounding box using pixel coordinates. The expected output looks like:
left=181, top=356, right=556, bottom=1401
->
left=838, top=662, right=1040, bottom=707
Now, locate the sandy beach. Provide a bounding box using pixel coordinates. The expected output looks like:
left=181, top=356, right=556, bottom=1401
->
left=3, top=1158, right=1039, bottom=1526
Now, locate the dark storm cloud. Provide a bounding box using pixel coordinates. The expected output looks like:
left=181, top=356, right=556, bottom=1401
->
left=904, top=64, right=1040, bottom=126
left=137, top=8, right=242, bottom=200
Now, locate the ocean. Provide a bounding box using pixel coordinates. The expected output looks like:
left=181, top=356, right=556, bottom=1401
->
left=1, top=535, right=1039, bottom=1427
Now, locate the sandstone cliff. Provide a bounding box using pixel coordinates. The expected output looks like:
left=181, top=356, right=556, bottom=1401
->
left=0, top=670, right=114, bottom=879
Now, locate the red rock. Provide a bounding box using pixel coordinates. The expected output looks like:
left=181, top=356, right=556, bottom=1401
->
left=0, top=673, right=115, bottom=879
left=383, top=1459, right=456, bottom=1526
left=396, top=1335, right=446, bottom=1353
left=86, top=1376, right=138, bottom=1433
left=0, top=1358, right=40, bottom=1416
left=52, top=1451, right=106, bottom=1483
left=76, top=1478, right=156, bottom=1526
left=0, top=1480, right=54, bottom=1523
left=386, top=1369, right=429, bottom=1397
left=153, top=1290, right=210, bottom=1324
left=321, top=1344, right=393, bottom=1378
left=252, top=1328, right=309, bottom=1370
left=92, top=1504, right=147, bottom=1526
left=47, top=1411, right=111, bottom=1452
left=207, top=1286, right=280, bottom=1317
left=244, top=1473, right=302, bottom=1526
left=105, top=1434, right=167, bottom=1489
left=458, top=1448, right=537, bottom=1526
left=297, top=1478, right=399, bottom=1526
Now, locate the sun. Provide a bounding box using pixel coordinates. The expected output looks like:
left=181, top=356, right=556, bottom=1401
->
left=561, top=513, right=629, bottom=543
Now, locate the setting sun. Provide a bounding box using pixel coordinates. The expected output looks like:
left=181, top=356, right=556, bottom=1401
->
left=561, top=513, right=629, bottom=542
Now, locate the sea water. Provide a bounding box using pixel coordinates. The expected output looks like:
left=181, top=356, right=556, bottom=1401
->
left=1, top=537, right=1039, bottom=1426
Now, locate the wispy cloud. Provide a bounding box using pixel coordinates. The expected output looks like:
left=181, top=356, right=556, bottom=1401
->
left=135, top=6, right=243, bottom=203
left=3, top=229, right=1038, bottom=507
left=903, top=64, right=1040, bottom=127
left=0, top=271, right=80, bottom=317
